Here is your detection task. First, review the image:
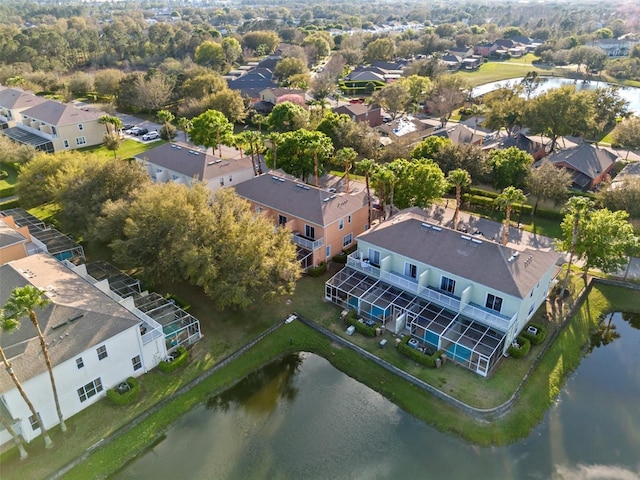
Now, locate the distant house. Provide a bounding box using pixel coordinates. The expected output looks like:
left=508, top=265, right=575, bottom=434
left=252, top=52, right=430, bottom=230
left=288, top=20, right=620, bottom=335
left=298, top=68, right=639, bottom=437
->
left=441, top=54, right=463, bottom=71
left=338, top=63, right=406, bottom=95
left=333, top=103, right=383, bottom=127
left=610, top=161, right=640, bottom=189
left=448, top=46, right=475, bottom=59
left=482, top=132, right=547, bottom=160
left=325, top=208, right=559, bottom=377
left=538, top=144, right=619, bottom=191
left=461, top=56, right=483, bottom=70
left=377, top=116, right=429, bottom=144
left=234, top=172, right=370, bottom=269
left=227, top=68, right=277, bottom=103
left=590, top=38, right=638, bottom=57
left=475, top=42, right=498, bottom=57
left=260, top=88, right=307, bottom=107
left=430, top=123, right=485, bottom=146
left=136, top=142, right=257, bottom=192
left=0, top=87, right=103, bottom=153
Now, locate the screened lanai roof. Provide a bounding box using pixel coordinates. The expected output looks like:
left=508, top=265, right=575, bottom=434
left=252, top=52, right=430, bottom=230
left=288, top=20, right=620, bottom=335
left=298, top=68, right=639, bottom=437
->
left=133, top=292, right=195, bottom=328
left=85, top=261, right=142, bottom=299
left=0, top=208, right=45, bottom=229
left=2, top=127, right=54, bottom=152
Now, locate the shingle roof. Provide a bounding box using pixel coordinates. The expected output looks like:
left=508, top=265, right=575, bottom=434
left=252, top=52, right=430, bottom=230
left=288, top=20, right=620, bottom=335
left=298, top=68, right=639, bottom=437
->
left=357, top=209, right=559, bottom=299
left=0, top=254, right=141, bottom=393
left=136, top=142, right=254, bottom=180
left=20, top=99, right=101, bottom=126
left=0, top=87, right=47, bottom=110
left=544, top=144, right=618, bottom=181
left=227, top=68, right=277, bottom=98
left=431, top=124, right=485, bottom=145
left=0, top=219, right=27, bottom=249
left=234, top=172, right=368, bottom=226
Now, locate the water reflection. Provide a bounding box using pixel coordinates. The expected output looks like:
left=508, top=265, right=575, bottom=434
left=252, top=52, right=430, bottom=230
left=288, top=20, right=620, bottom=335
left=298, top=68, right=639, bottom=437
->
left=205, top=354, right=302, bottom=414
left=622, top=312, right=640, bottom=330
left=588, top=312, right=621, bottom=354
left=112, top=313, right=640, bottom=480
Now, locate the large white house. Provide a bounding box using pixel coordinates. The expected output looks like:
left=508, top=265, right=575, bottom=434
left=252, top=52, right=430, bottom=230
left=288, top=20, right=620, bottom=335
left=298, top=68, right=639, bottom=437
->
left=325, top=208, right=559, bottom=376
left=0, top=252, right=202, bottom=447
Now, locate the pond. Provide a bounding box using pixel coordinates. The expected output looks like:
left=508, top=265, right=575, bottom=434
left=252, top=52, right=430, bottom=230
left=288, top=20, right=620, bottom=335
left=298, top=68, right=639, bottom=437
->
left=471, top=76, right=640, bottom=114
left=113, top=312, right=640, bottom=480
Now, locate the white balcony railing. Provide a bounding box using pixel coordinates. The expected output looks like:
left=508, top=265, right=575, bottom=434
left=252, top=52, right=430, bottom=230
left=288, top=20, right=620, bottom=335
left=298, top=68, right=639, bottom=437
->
left=462, top=304, right=514, bottom=332
left=418, top=286, right=462, bottom=311
left=381, top=271, right=419, bottom=294
left=17, top=124, right=56, bottom=140
left=346, top=254, right=381, bottom=278
left=291, top=233, right=323, bottom=250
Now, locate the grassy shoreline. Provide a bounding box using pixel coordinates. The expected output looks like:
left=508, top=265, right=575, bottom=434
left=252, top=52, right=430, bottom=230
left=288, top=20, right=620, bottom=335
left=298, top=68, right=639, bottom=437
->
left=1, top=278, right=636, bottom=480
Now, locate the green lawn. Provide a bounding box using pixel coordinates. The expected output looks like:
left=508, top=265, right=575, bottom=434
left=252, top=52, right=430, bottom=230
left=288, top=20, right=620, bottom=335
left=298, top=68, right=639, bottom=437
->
left=80, top=139, right=165, bottom=160
left=0, top=162, right=19, bottom=196
left=455, top=60, right=553, bottom=87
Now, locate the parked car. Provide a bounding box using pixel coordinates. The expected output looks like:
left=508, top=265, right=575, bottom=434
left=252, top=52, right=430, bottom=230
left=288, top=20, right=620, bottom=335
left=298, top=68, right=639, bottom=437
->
left=121, top=124, right=134, bottom=131
left=142, top=131, right=159, bottom=141
left=125, top=126, right=143, bottom=135
left=135, top=128, right=149, bottom=137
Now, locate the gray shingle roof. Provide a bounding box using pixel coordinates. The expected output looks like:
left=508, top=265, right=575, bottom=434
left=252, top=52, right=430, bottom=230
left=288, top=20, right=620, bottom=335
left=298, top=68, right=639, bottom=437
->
left=20, top=99, right=101, bottom=126
left=544, top=144, right=618, bottom=181
left=357, top=209, right=559, bottom=299
left=0, top=219, right=27, bottom=249
left=0, top=254, right=141, bottom=394
left=0, top=87, right=47, bottom=110
left=136, top=142, right=254, bottom=180
left=234, top=173, right=368, bottom=227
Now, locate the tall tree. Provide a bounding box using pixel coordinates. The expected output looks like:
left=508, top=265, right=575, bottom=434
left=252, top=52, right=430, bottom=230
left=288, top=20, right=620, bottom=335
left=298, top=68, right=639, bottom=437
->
left=265, top=132, right=283, bottom=170
left=495, top=186, right=527, bottom=245
left=447, top=168, right=471, bottom=231
left=273, top=129, right=334, bottom=181
left=4, top=286, right=66, bottom=434
left=267, top=102, right=310, bottom=133
left=156, top=109, right=175, bottom=143
left=425, top=75, right=469, bottom=128
left=527, top=161, right=573, bottom=215
left=176, top=117, right=192, bottom=143
left=103, top=132, right=123, bottom=158
left=356, top=158, right=377, bottom=227
left=189, top=109, right=233, bottom=159
left=239, top=130, right=264, bottom=176
left=411, top=136, right=452, bottom=161
left=371, top=82, right=410, bottom=120
left=556, top=196, right=594, bottom=294
left=488, top=147, right=534, bottom=190
left=483, top=86, right=526, bottom=137
left=335, top=147, right=357, bottom=194
left=611, top=116, right=640, bottom=160
left=99, top=115, right=122, bottom=135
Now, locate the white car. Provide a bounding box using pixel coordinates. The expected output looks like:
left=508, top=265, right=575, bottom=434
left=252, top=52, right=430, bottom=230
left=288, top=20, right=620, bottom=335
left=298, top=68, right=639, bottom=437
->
left=142, top=131, right=160, bottom=141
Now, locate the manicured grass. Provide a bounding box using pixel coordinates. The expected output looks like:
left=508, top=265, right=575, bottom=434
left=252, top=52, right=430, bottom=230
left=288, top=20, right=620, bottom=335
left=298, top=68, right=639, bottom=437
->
left=455, top=61, right=553, bottom=87
left=79, top=139, right=165, bottom=160
left=0, top=162, right=19, bottom=196
left=27, top=203, right=61, bottom=223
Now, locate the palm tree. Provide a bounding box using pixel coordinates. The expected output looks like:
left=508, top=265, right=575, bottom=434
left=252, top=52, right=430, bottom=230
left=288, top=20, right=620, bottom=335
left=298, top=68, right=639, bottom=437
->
left=0, top=413, right=27, bottom=459
left=356, top=159, right=376, bottom=227
left=176, top=117, right=192, bottom=143
left=240, top=130, right=264, bottom=176
left=336, top=147, right=357, bottom=194
left=371, top=166, right=388, bottom=220
left=156, top=109, right=175, bottom=142
left=495, top=186, right=527, bottom=245
left=266, top=132, right=282, bottom=171
left=446, top=168, right=471, bottom=231
left=98, top=115, right=122, bottom=135
left=4, top=286, right=66, bottom=434
left=0, top=311, right=53, bottom=448
left=560, top=196, right=593, bottom=296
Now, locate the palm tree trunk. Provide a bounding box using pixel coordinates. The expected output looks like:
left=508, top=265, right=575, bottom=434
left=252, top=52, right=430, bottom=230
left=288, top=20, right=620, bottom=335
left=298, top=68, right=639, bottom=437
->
left=217, top=132, right=222, bottom=159
left=365, top=174, right=372, bottom=227
left=314, top=152, right=319, bottom=187
left=345, top=164, right=350, bottom=194
left=561, top=215, right=579, bottom=296
left=30, top=312, right=66, bottom=433
left=0, top=347, right=53, bottom=448
left=454, top=185, right=461, bottom=230
left=503, top=205, right=512, bottom=245
left=0, top=414, right=28, bottom=459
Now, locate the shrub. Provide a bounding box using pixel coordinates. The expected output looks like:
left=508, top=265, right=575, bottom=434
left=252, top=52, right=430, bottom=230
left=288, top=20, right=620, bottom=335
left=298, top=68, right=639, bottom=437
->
left=158, top=346, right=189, bottom=373
left=0, top=199, right=20, bottom=210
left=164, top=293, right=190, bottom=311
left=344, top=313, right=377, bottom=337
left=397, top=336, right=443, bottom=367
left=0, top=185, right=15, bottom=197
left=0, top=170, right=8, bottom=180
left=106, top=377, right=141, bottom=405
left=307, top=261, right=327, bottom=277
left=332, top=251, right=348, bottom=264
left=507, top=335, right=531, bottom=358
left=469, top=188, right=500, bottom=199
left=521, top=322, right=547, bottom=345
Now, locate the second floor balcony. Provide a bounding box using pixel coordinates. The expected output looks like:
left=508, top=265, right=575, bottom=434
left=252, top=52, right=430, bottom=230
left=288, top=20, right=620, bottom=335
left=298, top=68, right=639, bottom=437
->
left=291, top=232, right=323, bottom=250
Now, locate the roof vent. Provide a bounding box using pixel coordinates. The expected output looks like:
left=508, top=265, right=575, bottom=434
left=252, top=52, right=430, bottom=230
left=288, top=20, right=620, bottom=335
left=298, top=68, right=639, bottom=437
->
left=323, top=198, right=330, bottom=202
left=278, top=177, right=285, bottom=182
left=460, top=235, right=471, bottom=241
left=471, top=238, right=482, bottom=245
left=330, top=194, right=337, bottom=199
left=296, top=183, right=306, bottom=189
left=421, top=223, right=431, bottom=229
left=431, top=226, right=442, bottom=232
left=208, top=161, right=216, bottom=165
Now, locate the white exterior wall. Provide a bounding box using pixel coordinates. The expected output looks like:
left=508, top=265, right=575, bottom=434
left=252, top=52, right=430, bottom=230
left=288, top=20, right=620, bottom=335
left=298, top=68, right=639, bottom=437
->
left=206, top=168, right=255, bottom=193
left=1, top=326, right=143, bottom=444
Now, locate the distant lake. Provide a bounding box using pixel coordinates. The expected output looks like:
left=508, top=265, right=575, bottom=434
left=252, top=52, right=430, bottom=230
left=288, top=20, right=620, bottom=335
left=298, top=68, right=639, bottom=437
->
left=113, top=312, right=640, bottom=480
left=471, top=76, right=640, bottom=114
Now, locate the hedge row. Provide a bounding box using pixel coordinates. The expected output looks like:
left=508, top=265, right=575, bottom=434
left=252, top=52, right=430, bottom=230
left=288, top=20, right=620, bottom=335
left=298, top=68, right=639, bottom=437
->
left=307, top=262, right=328, bottom=277
left=106, top=377, right=141, bottom=405
left=0, top=185, right=15, bottom=198
left=521, top=322, right=547, bottom=345
left=158, top=346, right=188, bottom=373
left=463, top=193, right=564, bottom=221
left=344, top=310, right=377, bottom=337
left=0, top=199, right=19, bottom=210
left=397, top=336, right=444, bottom=367
left=507, top=335, right=531, bottom=358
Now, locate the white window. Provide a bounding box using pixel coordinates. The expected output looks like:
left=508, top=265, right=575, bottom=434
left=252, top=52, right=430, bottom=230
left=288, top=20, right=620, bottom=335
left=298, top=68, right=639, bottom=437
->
left=75, top=136, right=86, bottom=146
left=326, top=245, right=331, bottom=258
left=132, top=355, right=142, bottom=371
left=342, top=233, right=353, bottom=248
left=305, top=225, right=315, bottom=239
left=229, top=175, right=232, bottom=182
left=76, top=357, right=84, bottom=369
left=63, top=139, right=70, bottom=148
left=440, top=276, right=456, bottom=294
left=338, top=218, right=344, bottom=230
left=404, top=262, right=417, bottom=279
left=78, top=123, right=84, bottom=131
left=28, top=414, right=40, bottom=431
left=77, top=378, right=103, bottom=403
left=528, top=304, right=535, bottom=316
left=486, top=294, right=503, bottom=313
left=96, top=345, right=108, bottom=360
left=369, top=249, right=381, bottom=266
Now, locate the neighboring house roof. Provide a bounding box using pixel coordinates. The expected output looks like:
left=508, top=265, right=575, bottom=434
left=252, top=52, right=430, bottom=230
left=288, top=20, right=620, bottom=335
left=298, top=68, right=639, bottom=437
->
left=431, top=124, right=485, bottom=145
left=137, top=142, right=254, bottom=181
left=227, top=68, right=277, bottom=98
left=0, top=87, right=47, bottom=110
left=333, top=103, right=381, bottom=117
left=611, top=161, right=640, bottom=187
left=358, top=208, right=559, bottom=299
left=346, top=70, right=385, bottom=82
left=0, top=219, right=27, bottom=249
left=0, top=253, right=141, bottom=393
left=256, top=54, right=282, bottom=71
left=543, top=144, right=618, bottom=186
left=234, top=172, right=368, bottom=227
left=20, top=99, right=101, bottom=126
left=378, top=117, right=427, bottom=138
left=510, top=36, right=533, bottom=45
left=442, top=54, right=462, bottom=64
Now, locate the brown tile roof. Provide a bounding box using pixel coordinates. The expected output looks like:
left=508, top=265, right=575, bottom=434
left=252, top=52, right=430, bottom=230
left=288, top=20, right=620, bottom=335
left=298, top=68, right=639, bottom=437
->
left=21, top=99, right=101, bottom=126
left=234, top=172, right=368, bottom=226
left=0, top=254, right=141, bottom=393
left=357, top=209, right=559, bottom=299
left=136, top=142, right=254, bottom=180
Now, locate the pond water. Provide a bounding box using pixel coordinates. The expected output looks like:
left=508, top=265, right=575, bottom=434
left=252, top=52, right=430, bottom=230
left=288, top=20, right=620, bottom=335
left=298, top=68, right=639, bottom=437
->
left=471, top=77, right=640, bottom=114
left=113, top=312, right=640, bottom=480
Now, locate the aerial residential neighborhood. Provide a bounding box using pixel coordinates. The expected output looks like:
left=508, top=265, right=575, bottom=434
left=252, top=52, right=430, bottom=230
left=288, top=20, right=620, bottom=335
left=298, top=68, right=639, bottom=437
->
left=0, top=0, right=639, bottom=478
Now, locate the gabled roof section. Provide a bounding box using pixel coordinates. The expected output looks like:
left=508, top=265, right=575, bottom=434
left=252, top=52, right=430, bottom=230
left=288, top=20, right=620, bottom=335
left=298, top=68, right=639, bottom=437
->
left=544, top=144, right=618, bottom=180
left=333, top=103, right=381, bottom=117
left=357, top=209, right=559, bottom=299
left=227, top=68, right=277, bottom=97
left=136, top=142, right=254, bottom=180
left=234, top=172, right=368, bottom=227
left=20, top=99, right=101, bottom=126
left=431, top=123, right=485, bottom=145
left=0, top=87, right=47, bottom=110
left=0, top=254, right=141, bottom=393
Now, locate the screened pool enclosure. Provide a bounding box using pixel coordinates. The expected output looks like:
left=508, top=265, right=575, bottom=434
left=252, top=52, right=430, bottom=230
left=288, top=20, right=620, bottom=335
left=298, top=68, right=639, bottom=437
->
left=325, top=268, right=507, bottom=376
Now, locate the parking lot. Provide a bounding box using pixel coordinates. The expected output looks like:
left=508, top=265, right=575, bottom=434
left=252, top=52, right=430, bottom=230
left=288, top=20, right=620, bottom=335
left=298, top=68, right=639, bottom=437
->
left=116, top=113, right=162, bottom=143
